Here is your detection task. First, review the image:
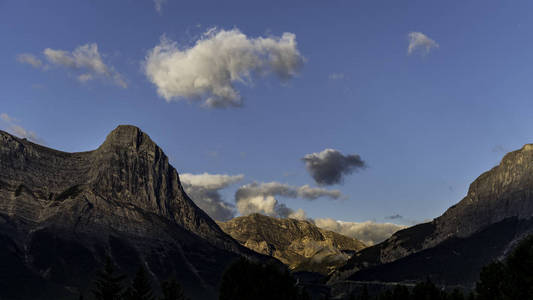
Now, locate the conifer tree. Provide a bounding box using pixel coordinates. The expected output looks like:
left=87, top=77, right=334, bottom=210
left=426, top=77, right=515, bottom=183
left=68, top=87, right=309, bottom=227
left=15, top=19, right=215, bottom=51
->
left=356, top=285, right=370, bottom=300
left=92, top=257, right=126, bottom=300
left=160, top=277, right=186, bottom=300
left=125, top=266, right=155, bottom=300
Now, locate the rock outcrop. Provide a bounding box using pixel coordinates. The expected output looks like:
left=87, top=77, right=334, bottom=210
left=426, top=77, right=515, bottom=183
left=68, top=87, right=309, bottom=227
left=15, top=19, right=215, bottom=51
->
left=0, top=125, right=271, bottom=300
left=332, top=143, right=533, bottom=287
left=218, top=213, right=366, bottom=274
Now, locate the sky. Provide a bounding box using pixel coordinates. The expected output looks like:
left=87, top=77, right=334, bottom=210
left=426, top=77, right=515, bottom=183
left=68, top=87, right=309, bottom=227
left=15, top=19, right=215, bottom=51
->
left=2, top=0, right=533, bottom=244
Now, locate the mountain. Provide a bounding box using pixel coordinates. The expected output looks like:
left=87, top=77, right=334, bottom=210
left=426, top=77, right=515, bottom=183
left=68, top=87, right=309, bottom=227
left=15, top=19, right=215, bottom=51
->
left=218, top=213, right=366, bottom=274
left=330, top=144, right=533, bottom=292
left=0, top=125, right=273, bottom=300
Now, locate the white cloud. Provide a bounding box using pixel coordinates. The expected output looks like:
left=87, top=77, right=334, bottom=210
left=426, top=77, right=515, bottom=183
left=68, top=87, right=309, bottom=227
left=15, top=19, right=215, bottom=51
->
left=235, top=181, right=341, bottom=217
left=153, top=0, right=166, bottom=13
left=236, top=195, right=278, bottom=216
left=297, top=184, right=342, bottom=199
left=144, top=28, right=304, bottom=108
left=180, top=173, right=244, bottom=221
left=180, top=173, right=244, bottom=189
left=407, top=32, right=439, bottom=55
left=314, top=218, right=406, bottom=246
left=328, top=73, right=344, bottom=80
left=16, top=53, right=43, bottom=69
left=42, top=43, right=127, bottom=88
left=0, top=113, right=44, bottom=145
left=288, top=208, right=308, bottom=220
left=0, top=113, right=15, bottom=123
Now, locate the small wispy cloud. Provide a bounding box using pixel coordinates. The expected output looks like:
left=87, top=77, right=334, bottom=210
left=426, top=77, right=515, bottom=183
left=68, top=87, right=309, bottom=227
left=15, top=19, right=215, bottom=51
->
left=407, top=32, right=439, bottom=56
left=17, top=53, right=43, bottom=69
left=385, top=214, right=403, bottom=220
left=17, top=43, right=127, bottom=88
left=153, top=0, right=167, bottom=14
left=0, top=113, right=44, bottom=145
left=328, top=73, right=344, bottom=80
left=492, top=144, right=508, bottom=154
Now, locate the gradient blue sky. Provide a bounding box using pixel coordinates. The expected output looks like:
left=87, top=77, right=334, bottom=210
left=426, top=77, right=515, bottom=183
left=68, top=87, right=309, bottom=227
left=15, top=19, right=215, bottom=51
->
left=2, top=0, right=533, bottom=226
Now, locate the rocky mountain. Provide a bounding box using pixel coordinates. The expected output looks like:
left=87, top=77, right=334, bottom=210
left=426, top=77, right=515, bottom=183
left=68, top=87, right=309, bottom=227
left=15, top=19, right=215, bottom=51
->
left=0, top=125, right=273, bottom=300
left=218, top=213, right=366, bottom=274
left=330, top=143, right=533, bottom=291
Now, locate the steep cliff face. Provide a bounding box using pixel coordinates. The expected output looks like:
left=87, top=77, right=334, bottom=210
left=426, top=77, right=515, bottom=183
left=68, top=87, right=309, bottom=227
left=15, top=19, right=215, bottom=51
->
left=332, top=143, right=533, bottom=286
left=218, top=213, right=366, bottom=274
left=0, top=126, right=268, bottom=300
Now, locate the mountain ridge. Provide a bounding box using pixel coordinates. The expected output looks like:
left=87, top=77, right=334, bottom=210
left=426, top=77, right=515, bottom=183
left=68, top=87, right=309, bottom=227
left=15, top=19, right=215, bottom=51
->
left=0, top=125, right=275, bottom=300
left=218, top=213, right=366, bottom=274
left=330, top=142, right=533, bottom=289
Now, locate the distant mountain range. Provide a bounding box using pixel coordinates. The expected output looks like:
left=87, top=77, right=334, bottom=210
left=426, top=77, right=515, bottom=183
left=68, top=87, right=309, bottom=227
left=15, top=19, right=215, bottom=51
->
left=0, top=125, right=274, bottom=300
left=218, top=213, right=366, bottom=274
left=329, top=144, right=533, bottom=298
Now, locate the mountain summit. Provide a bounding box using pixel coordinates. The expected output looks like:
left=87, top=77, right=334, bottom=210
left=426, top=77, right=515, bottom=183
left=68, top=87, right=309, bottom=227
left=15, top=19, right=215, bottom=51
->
left=218, top=213, right=366, bottom=274
left=0, top=125, right=269, bottom=300
left=330, top=143, right=533, bottom=293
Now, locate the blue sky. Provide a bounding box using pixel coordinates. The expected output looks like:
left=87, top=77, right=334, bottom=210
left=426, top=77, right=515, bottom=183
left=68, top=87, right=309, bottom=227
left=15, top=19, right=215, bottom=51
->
left=2, top=0, right=533, bottom=235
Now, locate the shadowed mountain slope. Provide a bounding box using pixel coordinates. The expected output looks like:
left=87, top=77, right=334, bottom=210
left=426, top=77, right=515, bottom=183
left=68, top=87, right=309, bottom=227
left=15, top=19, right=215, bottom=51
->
left=330, top=143, right=533, bottom=290
left=0, top=125, right=273, bottom=300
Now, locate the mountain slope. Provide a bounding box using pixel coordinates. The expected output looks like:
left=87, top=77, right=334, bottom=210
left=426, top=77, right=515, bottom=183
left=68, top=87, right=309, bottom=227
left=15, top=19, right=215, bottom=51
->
left=331, top=143, right=533, bottom=287
left=0, top=125, right=271, bottom=300
left=218, top=213, right=366, bottom=274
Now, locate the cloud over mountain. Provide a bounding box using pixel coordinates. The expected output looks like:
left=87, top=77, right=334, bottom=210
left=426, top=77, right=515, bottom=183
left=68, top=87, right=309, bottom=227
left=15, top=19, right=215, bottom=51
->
left=0, top=113, right=44, bottom=145
left=407, top=32, right=439, bottom=55
left=144, top=28, right=304, bottom=108
left=180, top=173, right=244, bottom=221
left=302, top=148, right=366, bottom=186
left=235, top=182, right=340, bottom=218
left=314, top=218, right=406, bottom=246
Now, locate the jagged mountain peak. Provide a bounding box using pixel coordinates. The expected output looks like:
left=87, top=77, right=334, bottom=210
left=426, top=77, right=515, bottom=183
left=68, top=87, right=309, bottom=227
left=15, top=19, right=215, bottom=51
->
left=0, top=125, right=272, bottom=300
left=99, top=125, right=157, bottom=151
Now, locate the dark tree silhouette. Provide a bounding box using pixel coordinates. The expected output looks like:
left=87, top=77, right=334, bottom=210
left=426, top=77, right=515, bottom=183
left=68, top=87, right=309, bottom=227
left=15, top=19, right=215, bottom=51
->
left=475, top=235, right=533, bottom=300
left=411, top=278, right=444, bottom=300
left=160, top=277, right=187, bottom=300
left=391, top=285, right=409, bottom=300
left=447, top=288, right=465, bottom=300
left=92, top=257, right=126, bottom=300
left=218, top=258, right=308, bottom=300
left=356, top=285, right=370, bottom=300
left=124, top=266, right=155, bottom=300
left=476, top=261, right=506, bottom=300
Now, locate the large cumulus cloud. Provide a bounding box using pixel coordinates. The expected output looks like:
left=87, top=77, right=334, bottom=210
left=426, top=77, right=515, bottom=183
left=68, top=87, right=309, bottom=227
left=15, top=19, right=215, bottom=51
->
left=143, top=28, right=304, bottom=108
left=314, top=218, right=406, bottom=246
left=302, top=148, right=366, bottom=186
left=180, top=173, right=244, bottom=221
left=235, top=182, right=341, bottom=219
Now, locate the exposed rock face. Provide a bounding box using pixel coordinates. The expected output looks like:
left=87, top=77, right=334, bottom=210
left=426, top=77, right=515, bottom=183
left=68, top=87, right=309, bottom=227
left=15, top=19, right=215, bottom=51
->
left=332, top=143, right=533, bottom=287
left=0, top=126, right=270, bottom=300
left=218, top=213, right=366, bottom=274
